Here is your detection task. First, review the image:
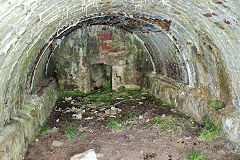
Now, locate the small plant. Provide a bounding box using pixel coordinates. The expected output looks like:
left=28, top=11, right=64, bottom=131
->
left=198, top=116, right=220, bottom=142
left=65, top=124, right=77, bottom=140
left=78, top=134, right=84, bottom=140
left=186, top=151, right=207, bottom=160
left=85, top=107, right=90, bottom=112
left=107, top=118, right=122, bottom=130
left=154, top=117, right=167, bottom=129
left=39, top=126, right=51, bottom=135
left=208, top=100, right=225, bottom=111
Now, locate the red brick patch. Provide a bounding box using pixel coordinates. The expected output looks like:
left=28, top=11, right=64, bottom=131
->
left=99, top=42, right=107, bottom=46
left=109, top=49, right=119, bottom=52
left=154, top=19, right=171, bottom=31
left=216, top=1, right=223, bottom=4
left=114, top=56, right=122, bottom=59
left=224, top=20, right=230, bottom=24
left=104, top=33, right=112, bottom=37
left=203, top=13, right=212, bottom=17
left=35, top=18, right=40, bottom=24
left=102, top=46, right=111, bottom=50
left=83, top=57, right=88, bottom=64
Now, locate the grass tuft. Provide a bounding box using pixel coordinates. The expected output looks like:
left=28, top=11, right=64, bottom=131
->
left=107, top=118, right=122, bottom=130
left=198, top=116, right=220, bottom=142
left=65, top=124, right=77, bottom=140
left=78, top=134, right=84, bottom=140
left=186, top=151, right=207, bottom=160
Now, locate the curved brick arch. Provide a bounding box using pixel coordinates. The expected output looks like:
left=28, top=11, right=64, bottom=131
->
left=26, top=13, right=190, bottom=93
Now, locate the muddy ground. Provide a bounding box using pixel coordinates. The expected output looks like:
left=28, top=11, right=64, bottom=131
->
left=25, top=88, right=240, bottom=160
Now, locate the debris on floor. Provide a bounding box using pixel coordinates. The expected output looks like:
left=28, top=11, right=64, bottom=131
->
left=70, top=149, right=98, bottom=160
left=25, top=87, right=240, bottom=160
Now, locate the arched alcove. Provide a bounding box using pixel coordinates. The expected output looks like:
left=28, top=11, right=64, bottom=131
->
left=0, top=1, right=239, bottom=159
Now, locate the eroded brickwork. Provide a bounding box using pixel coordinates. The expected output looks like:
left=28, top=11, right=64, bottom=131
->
left=48, top=25, right=153, bottom=92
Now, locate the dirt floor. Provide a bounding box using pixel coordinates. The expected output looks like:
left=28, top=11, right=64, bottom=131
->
left=25, top=88, right=240, bottom=160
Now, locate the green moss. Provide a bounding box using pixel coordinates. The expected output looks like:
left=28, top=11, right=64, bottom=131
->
left=208, top=100, right=225, bottom=111
left=194, top=34, right=232, bottom=104
left=58, top=90, right=86, bottom=100
left=117, top=86, right=141, bottom=92
left=18, top=104, right=36, bottom=115
left=163, top=101, right=175, bottom=109
left=87, top=92, right=113, bottom=102
left=91, top=102, right=111, bottom=107
left=116, top=86, right=143, bottom=99
left=100, top=81, right=112, bottom=92
left=217, top=61, right=232, bottom=103
left=81, top=99, right=89, bottom=105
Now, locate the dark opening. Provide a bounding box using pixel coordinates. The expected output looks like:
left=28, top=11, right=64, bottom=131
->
left=90, top=63, right=112, bottom=90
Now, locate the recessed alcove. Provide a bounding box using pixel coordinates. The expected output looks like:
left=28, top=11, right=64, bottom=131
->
left=0, top=1, right=239, bottom=159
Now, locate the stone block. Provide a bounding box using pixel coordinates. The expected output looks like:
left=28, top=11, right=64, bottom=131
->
left=222, top=110, right=240, bottom=145
left=0, top=122, right=25, bottom=160
left=0, top=80, right=58, bottom=160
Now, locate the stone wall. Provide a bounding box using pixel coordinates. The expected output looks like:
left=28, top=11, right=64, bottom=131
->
left=0, top=79, right=58, bottom=160
left=143, top=75, right=221, bottom=125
